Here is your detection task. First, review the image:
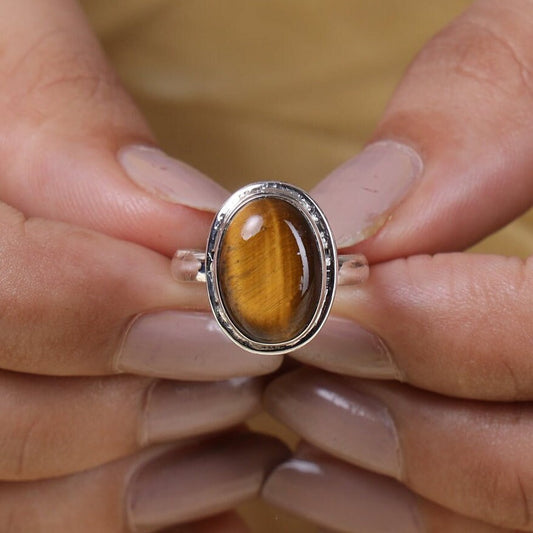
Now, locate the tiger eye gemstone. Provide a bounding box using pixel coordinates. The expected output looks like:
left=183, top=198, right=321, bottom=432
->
left=217, top=197, right=322, bottom=344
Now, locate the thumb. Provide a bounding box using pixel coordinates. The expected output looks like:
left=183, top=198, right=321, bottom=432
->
left=296, top=0, right=533, bottom=392
left=312, top=0, right=533, bottom=261
left=0, top=0, right=228, bottom=256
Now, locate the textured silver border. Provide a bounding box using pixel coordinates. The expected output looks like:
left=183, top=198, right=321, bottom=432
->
left=206, top=181, right=337, bottom=355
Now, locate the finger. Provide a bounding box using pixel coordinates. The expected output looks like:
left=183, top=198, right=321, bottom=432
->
left=0, top=202, right=281, bottom=378
left=296, top=253, right=532, bottom=399
left=263, top=443, right=508, bottom=533
left=0, top=371, right=263, bottom=480
left=312, top=0, right=533, bottom=261
left=266, top=369, right=533, bottom=531
left=160, top=512, right=250, bottom=533
left=0, top=0, right=228, bottom=256
left=0, top=432, right=288, bottom=532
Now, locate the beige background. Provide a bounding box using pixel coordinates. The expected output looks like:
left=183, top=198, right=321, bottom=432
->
left=80, top=1, right=532, bottom=531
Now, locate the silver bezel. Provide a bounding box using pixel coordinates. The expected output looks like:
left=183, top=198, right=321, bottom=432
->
left=206, top=181, right=337, bottom=355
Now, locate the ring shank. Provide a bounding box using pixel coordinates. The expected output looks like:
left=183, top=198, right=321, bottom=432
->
left=171, top=250, right=207, bottom=282
left=172, top=250, right=369, bottom=286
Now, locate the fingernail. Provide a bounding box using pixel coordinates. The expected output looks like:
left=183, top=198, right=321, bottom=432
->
left=141, top=377, right=263, bottom=445
left=160, top=512, right=249, bottom=533
left=293, top=316, right=400, bottom=379
left=127, top=432, right=289, bottom=532
left=119, top=145, right=229, bottom=212
left=264, top=369, right=402, bottom=478
left=263, top=444, right=423, bottom=532
left=312, top=141, right=423, bottom=248
left=115, top=310, right=282, bottom=380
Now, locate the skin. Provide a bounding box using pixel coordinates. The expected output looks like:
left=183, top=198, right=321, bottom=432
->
left=265, top=0, right=533, bottom=531
left=0, top=0, right=285, bottom=530
left=1, top=0, right=532, bottom=532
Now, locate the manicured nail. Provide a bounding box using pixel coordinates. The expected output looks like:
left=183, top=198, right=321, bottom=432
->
left=160, top=512, right=249, bottom=533
left=263, top=444, right=423, bottom=533
left=115, top=310, right=282, bottom=380
left=312, top=141, right=423, bottom=248
left=141, top=377, right=263, bottom=445
left=119, top=145, right=229, bottom=212
left=293, top=316, right=400, bottom=379
left=264, top=369, right=402, bottom=478
left=127, top=432, right=289, bottom=532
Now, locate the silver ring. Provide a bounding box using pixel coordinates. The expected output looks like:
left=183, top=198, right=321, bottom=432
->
left=172, top=181, right=368, bottom=355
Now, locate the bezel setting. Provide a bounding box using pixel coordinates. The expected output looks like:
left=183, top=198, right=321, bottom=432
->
left=205, top=181, right=337, bottom=355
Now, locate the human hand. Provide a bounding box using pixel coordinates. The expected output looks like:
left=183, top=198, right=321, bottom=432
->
left=263, top=1, right=533, bottom=531
left=0, top=0, right=287, bottom=531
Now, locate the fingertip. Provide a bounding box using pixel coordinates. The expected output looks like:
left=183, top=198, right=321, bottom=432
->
left=159, top=511, right=250, bottom=533
left=311, top=141, right=423, bottom=250
left=116, top=311, right=283, bottom=381
left=118, top=145, right=230, bottom=214
left=313, top=1, right=533, bottom=262
left=263, top=443, right=422, bottom=533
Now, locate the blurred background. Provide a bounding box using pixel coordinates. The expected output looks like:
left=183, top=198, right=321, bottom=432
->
left=80, top=1, right=532, bottom=530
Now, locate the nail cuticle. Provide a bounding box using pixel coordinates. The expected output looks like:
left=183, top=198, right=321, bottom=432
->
left=124, top=442, right=180, bottom=533
left=113, top=312, right=142, bottom=375
left=361, top=385, right=403, bottom=481
left=373, top=332, right=405, bottom=382
left=137, top=379, right=158, bottom=447
left=340, top=377, right=406, bottom=482
left=337, top=383, right=402, bottom=478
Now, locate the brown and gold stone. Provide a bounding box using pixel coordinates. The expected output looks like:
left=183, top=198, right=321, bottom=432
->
left=217, top=197, right=322, bottom=344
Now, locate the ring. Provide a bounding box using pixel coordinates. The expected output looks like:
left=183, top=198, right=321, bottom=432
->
left=172, top=181, right=368, bottom=355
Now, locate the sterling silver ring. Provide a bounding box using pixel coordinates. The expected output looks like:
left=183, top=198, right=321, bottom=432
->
left=172, top=181, right=368, bottom=355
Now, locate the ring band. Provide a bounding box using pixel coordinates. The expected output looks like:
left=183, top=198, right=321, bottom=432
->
left=172, top=181, right=368, bottom=355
